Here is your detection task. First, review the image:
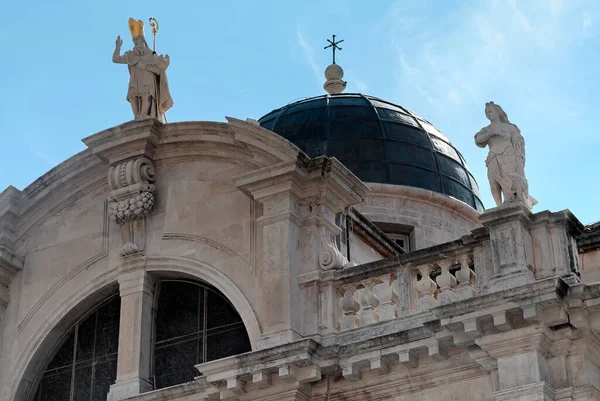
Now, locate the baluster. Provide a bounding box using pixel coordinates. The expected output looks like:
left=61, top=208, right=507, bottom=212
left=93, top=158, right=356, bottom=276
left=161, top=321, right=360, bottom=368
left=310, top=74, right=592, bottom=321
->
left=359, top=279, right=380, bottom=326
left=415, top=264, right=438, bottom=311
left=455, top=253, right=477, bottom=300
left=375, top=273, right=399, bottom=321
left=339, top=284, right=360, bottom=330
left=436, top=259, right=457, bottom=305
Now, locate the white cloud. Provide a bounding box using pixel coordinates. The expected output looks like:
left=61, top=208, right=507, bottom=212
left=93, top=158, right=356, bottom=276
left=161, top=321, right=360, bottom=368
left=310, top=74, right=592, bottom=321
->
left=448, top=90, right=462, bottom=105
left=296, top=26, right=321, bottom=85
left=507, top=0, right=533, bottom=32
left=24, top=135, right=56, bottom=166
left=386, top=0, right=593, bottom=113
left=583, top=12, right=592, bottom=30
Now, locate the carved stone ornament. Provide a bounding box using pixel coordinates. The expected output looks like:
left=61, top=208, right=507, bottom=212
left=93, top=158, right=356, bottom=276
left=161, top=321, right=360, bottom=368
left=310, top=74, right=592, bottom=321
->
left=107, top=157, right=157, bottom=257
left=474, top=102, right=537, bottom=210
left=319, top=232, right=348, bottom=270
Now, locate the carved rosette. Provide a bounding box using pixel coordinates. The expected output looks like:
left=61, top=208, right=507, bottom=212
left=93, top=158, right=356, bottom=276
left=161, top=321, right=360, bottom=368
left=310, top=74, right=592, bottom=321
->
left=107, top=157, right=157, bottom=257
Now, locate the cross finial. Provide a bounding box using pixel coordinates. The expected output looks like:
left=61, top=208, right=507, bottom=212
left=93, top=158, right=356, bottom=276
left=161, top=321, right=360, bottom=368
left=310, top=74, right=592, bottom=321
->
left=324, top=34, right=344, bottom=64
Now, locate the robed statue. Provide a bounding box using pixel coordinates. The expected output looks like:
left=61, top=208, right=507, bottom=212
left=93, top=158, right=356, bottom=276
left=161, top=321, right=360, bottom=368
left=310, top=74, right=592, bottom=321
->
left=113, top=18, right=173, bottom=121
left=475, top=102, right=537, bottom=210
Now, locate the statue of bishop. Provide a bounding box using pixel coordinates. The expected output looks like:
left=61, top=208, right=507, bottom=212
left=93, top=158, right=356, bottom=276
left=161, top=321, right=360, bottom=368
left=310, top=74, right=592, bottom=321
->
left=113, top=18, right=173, bottom=121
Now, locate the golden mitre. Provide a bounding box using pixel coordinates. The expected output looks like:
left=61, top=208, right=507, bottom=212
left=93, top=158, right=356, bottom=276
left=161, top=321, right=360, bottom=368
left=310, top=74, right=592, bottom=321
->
left=128, top=18, right=144, bottom=38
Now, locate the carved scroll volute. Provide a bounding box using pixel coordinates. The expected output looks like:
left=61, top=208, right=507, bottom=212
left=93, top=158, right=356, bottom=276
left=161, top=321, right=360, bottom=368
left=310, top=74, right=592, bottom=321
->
left=107, top=157, right=157, bottom=257
left=319, top=231, right=347, bottom=270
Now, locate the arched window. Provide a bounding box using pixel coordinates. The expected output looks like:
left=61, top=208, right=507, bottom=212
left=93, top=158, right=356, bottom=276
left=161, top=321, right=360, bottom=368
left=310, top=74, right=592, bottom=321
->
left=152, top=280, right=251, bottom=389
left=31, top=295, right=121, bottom=401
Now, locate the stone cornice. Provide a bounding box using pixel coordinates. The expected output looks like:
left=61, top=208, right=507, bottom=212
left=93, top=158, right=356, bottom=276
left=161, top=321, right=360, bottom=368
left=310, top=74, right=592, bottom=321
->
left=366, top=182, right=481, bottom=226
left=478, top=202, right=533, bottom=227
left=82, top=118, right=162, bottom=164
left=475, top=326, right=553, bottom=359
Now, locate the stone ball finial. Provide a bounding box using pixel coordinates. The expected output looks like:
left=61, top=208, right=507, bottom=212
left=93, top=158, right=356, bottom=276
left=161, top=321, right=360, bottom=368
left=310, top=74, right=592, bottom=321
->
left=323, top=63, right=347, bottom=94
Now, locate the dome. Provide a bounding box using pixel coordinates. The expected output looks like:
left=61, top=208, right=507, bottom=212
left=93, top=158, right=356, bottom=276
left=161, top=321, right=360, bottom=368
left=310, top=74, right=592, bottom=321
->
left=258, top=93, right=484, bottom=212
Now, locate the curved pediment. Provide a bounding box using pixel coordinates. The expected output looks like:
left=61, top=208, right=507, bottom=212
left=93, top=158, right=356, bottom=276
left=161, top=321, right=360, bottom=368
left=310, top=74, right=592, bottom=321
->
left=4, top=117, right=306, bottom=249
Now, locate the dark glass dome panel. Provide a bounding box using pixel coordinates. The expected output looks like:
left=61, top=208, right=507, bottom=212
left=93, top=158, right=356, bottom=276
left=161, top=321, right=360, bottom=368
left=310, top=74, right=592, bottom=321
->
left=258, top=93, right=483, bottom=212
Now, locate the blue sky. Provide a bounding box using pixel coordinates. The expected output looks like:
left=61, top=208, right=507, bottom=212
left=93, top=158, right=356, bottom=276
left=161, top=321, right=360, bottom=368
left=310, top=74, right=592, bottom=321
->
left=1, top=0, right=599, bottom=224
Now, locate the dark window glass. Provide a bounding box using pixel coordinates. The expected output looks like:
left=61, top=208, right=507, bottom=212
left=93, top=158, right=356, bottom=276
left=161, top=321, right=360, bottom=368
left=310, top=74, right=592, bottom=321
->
left=469, top=174, right=481, bottom=196
left=436, top=155, right=471, bottom=187
left=418, top=119, right=451, bottom=142
left=430, top=137, right=462, bottom=164
left=293, top=121, right=327, bottom=142
left=442, top=177, right=475, bottom=206
left=296, top=138, right=328, bottom=157
left=286, top=97, right=327, bottom=113
left=475, top=197, right=485, bottom=213
left=342, top=161, right=389, bottom=183
left=386, top=141, right=437, bottom=171
left=276, top=110, right=309, bottom=126
left=329, top=96, right=370, bottom=106
left=153, top=281, right=251, bottom=390
left=329, top=106, right=376, bottom=120
left=260, top=119, right=275, bottom=131
left=328, top=119, right=381, bottom=138
left=304, top=107, right=328, bottom=121
left=376, top=108, right=419, bottom=127
left=381, top=122, right=431, bottom=148
left=327, top=138, right=385, bottom=161
left=389, top=165, right=441, bottom=192
left=31, top=295, right=121, bottom=401
left=369, top=99, right=406, bottom=112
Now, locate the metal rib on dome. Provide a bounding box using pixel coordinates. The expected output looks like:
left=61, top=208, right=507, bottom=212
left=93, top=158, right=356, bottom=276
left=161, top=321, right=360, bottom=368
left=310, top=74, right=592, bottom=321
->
left=258, top=93, right=484, bottom=212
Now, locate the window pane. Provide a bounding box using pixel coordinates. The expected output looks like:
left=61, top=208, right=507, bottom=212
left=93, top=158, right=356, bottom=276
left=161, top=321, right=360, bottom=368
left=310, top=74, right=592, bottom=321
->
left=46, top=334, right=74, bottom=370
left=33, top=296, right=120, bottom=401
left=154, top=339, right=198, bottom=389
left=207, top=290, right=244, bottom=330
left=95, top=297, right=120, bottom=358
left=206, top=327, right=251, bottom=361
left=155, top=281, right=201, bottom=342
left=39, top=369, right=72, bottom=401
left=76, top=315, right=96, bottom=362
left=73, top=362, right=93, bottom=400
left=153, top=281, right=252, bottom=389
left=93, top=358, right=118, bottom=401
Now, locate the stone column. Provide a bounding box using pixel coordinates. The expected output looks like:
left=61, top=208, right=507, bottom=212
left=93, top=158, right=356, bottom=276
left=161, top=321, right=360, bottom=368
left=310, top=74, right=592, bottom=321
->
left=476, top=326, right=553, bottom=401
left=108, top=266, right=155, bottom=400
left=478, top=203, right=535, bottom=292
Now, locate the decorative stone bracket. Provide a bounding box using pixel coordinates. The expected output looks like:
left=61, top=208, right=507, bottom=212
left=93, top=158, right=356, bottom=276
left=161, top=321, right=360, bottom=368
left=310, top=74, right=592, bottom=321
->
left=319, top=231, right=348, bottom=270
left=107, top=157, right=157, bottom=257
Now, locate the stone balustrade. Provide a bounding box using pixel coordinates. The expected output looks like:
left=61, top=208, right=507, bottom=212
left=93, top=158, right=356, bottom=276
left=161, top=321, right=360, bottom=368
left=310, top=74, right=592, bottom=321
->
left=335, top=247, right=478, bottom=332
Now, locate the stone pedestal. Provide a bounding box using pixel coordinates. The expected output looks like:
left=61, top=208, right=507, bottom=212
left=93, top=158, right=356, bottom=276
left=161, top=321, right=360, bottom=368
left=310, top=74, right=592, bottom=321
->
left=107, top=266, right=155, bottom=400
left=479, top=203, right=535, bottom=292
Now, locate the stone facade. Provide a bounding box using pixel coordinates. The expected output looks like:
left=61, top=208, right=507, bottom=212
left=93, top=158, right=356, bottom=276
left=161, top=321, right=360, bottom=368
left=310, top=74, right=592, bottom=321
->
left=1, top=117, right=600, bottom=401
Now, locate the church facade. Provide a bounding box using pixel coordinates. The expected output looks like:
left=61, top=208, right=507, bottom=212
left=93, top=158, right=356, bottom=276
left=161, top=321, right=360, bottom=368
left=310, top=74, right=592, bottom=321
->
left=2, top=25, right=600, bottom=401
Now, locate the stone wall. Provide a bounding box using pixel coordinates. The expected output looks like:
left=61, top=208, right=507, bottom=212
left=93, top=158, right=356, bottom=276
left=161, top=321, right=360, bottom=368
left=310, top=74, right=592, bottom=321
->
left=357, top=183, right=481, bottom=250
